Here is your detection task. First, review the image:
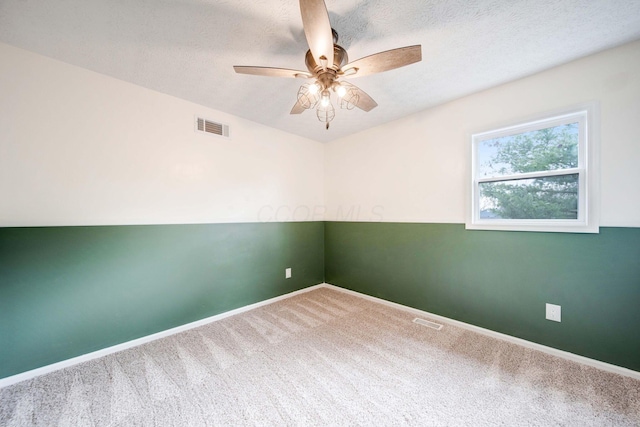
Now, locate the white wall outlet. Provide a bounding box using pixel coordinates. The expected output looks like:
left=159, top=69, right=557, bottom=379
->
left=546, top=303, right=561, bottom=322
left=285, top=268, right=292, bottom=279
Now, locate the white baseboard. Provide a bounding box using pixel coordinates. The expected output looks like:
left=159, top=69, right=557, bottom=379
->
left=0, top=284, right=326, bottom=389
left=2, top=282, right=638, bottom=388
left=320, top=283, right=640, bottom=381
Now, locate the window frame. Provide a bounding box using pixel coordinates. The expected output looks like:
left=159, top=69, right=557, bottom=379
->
left=466, top=104, right=599, bottom=233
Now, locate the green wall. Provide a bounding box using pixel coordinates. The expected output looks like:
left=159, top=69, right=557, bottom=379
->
left=0, top=222, right=324, bottom=379
left=3, top=220, right=639, bottom=380
left=325, top=222, right=640, bottom=372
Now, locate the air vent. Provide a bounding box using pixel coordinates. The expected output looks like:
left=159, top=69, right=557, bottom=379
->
left=413, top=318, right=443, bottom=330
left=195, top=116, right=230, bottom=137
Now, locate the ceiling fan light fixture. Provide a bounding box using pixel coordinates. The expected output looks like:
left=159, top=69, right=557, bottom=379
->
left=340, top=87, right=359, bottom=110
left=316, top=101, right=335, bottom=123
left=320, top=90, right=331, bottom=107
left=308, top=81, right=320, bottom=94
left=297, top=84, right=319, bottom=109
left=334, top=83, right=347, bottom=98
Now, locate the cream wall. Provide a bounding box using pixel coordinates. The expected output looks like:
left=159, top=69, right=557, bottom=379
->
left=325, top=40, right=640, bottom=227
left=3, top=40, right=639, bottom=227
left=0, top=43, right=324, bottom=226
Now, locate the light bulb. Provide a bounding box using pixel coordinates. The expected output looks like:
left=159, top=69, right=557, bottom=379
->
left=297, top=83, right=320, bottom=109
left=320, top=90, right=330, bottom=107
left=335, top=84, right=347, bottom=98
left=308, top=82, right=320, bottom=95
left=316, top=101, right=335, bottom=124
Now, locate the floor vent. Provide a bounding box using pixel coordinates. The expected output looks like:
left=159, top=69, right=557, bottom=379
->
left=413, top=318, right=443, bottom=330
left=195, top=116, right=230, bottom=137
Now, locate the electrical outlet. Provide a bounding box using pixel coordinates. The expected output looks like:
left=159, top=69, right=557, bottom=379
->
left=546, top=303, right=561, bottom=322
left=285, top=268, right=292, bottom=279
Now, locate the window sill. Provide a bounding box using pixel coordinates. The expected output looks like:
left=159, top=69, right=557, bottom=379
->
left=465, top=221, right=599, bottom=233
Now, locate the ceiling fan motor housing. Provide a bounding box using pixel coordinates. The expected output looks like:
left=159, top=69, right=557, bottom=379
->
left=305, top=43, right=349, bottom=88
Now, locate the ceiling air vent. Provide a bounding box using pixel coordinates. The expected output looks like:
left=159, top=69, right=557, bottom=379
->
left=195, top=116, right=230, bottom=138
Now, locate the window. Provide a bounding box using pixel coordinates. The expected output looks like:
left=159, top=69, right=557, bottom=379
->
left=467, top=106, right=598, bottom=233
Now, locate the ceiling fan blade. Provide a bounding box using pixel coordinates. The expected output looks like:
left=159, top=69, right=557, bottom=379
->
left=346, top=83, right=378, bottom=112
left=233, top=66, right=312, bottom=79
left=290, top=99, right=306, bottom=114
left=299, top=0, right=334, bottom=68
left=341, top=45, right=422, bottom=78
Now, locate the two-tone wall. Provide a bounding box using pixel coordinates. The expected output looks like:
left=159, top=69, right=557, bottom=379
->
left=2, top=40, right=639, bottom=381
left=0, top=43, right=325, bottom=379
left=324, top=41, right=640, bottom=371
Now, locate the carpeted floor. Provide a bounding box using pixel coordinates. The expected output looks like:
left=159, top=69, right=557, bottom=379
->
left=1, top=287, right=639, bottom=426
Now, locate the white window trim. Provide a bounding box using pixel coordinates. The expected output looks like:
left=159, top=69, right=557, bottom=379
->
left=466, top=103, right=600, bottom=233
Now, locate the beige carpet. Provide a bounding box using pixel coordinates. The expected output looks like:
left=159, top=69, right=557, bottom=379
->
left=1, top=287, right=639, bottom=426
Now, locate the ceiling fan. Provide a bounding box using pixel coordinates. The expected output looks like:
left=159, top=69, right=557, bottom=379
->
left=233, top=0, right=422, bottom=129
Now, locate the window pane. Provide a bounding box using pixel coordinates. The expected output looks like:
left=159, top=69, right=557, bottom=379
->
left=479, top=174, right=579, bottom=220
left=477, top=123, right=579, bottom=178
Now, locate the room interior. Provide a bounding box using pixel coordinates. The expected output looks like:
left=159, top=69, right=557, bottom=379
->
left=1, top=0, right=639, bottom=423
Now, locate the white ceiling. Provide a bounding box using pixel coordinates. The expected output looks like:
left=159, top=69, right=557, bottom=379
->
left=1, top=0, right=640, bottom=143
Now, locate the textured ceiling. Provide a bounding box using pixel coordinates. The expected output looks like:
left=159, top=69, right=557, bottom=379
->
left=1, top=0, right=640, bottom=142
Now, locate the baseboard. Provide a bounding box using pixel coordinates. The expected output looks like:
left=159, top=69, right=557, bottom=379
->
left=320, top=283, right=640, bottom=381
left=0, top=284, right=326, bottom=389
